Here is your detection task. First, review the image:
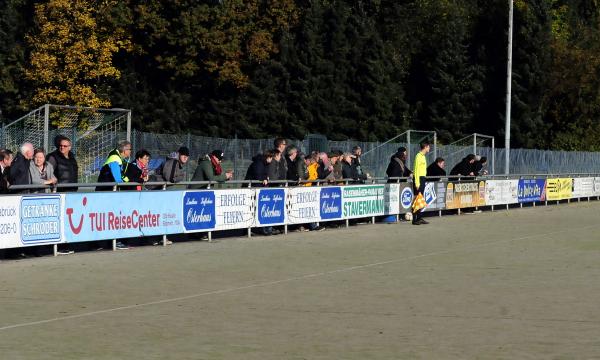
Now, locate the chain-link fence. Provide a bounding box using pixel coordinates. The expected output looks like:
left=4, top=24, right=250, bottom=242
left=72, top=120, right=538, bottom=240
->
left=0, top=105, right=130, bottom=182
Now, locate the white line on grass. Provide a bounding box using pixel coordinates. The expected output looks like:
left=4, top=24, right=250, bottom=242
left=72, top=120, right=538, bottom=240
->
left=0, top=224, right=596, bottom=332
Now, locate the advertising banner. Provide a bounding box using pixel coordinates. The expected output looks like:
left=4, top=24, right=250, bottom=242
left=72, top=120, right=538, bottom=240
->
left=183, top=191, right=216, bottom=232
left=484, top=180, right=519, bottom=205
left=518, top=179, right=546, bottom=203
left=423, top=181, right=447, bottom=212
left=383, top=184, right=400, bottom=215
left=214, top=189, right=255, bottom=230
left=20, top=194, right=63, bottom=245
left=399, top=183, right=414, bottom=212
left=546, top=178, right=572, bottom=201
left=288, top=187, right=321, bottom=224
left=572, top=177, right=594, bottom=198
left=64, top=192, right=184, bottom=242
left=255, top=188, right=287, bottom=226
left=0, top=196, right=22, bottom=249
left=320, top=186, right=343, bottom=221
left=445, top=181, right=486, bottom=209
left=342, top=185, right=385, bottom=219
left=595, top=177, right=600, bottom=196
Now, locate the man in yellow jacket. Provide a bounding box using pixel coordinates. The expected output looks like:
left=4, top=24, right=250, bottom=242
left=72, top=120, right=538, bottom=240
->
left=412, top=141, right=430, bottom=225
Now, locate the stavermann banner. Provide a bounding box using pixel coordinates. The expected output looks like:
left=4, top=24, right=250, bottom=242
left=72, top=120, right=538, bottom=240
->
left=342, top=185, right=385, bottom=219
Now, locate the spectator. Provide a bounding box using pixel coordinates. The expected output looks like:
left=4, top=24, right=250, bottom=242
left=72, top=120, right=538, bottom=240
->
left=268, top=147, right=286, bottom=185
left=125, top=149, right=151, bottom=190
left=317, top=152, right=332, bottom=180
left=47, top=135, right=78, bottom=192
left=245, top=150, right=274, bottom=186
left=161, top=146, right=190, bottom=184
left=190, top=149, right=233, bottom=188
left=341, top=152, right=359, bottom=181
left=97, top=140, right=132, bottom=191
left=427, top=157, right=447, bottom=177
left=473, top=156, right=488, bottom=176
left=9, top=142, right=34, bottom=192
left=0, top=149, right=13, bottom=193
left=412, top=141, right=430, bottom=225
left=268, top=138, right=288, bottom=183
left=329, top=151, right=343, bottom=182
left=450, top=154, right=476, bottom=177
left=295, top=152, right=308, bottom=183
left=29, top=148, right=57, bottom=192
left=304, top=151, right=320, bottom=186
left=351, top=146, right=368, bottom=181
left=285, top=145, right=300, bottom=181
left=386, top=147, right=412, bottom=180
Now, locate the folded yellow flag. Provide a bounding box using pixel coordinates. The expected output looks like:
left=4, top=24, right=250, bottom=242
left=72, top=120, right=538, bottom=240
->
left=412, top=192, right=427, bottom=212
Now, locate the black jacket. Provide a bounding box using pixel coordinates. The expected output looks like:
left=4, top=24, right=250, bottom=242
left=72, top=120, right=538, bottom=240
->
left=286, top=156, right=299, bottom=180
left=427, top=163, right=447, bottom=177
left=8, top=153, right=31, bottom=190
left=450, top=159, right=473, bottom=176
left=267, top=157, right=287, bottom=181
left=386, top=155, right=412, bottom=178
left=472, top=161, right=484, bottom=176
left=317, top=160, right=331, bottom=180
left=245, top=155, right=269, bottom=184
left=47, top=150, right=78, bottom=191
left=0, top=166, right=10, bottom=194
left=342, top=161, right=358, bottom=180
left=351, top=157, right=367, bottom=180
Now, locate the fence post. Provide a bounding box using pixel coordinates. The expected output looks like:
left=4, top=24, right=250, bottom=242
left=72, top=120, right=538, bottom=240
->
left=43, top=104, right=50, bottom=153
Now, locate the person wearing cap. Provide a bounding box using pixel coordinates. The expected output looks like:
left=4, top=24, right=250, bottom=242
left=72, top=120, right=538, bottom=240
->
left=351, top=146, right=368, bottom=181
left=161, top=146, right=190, bottom=184
left=341, top=152, right=359, bottom=181
left=386, top=146, right=412, bottom=181
left=190, top=149, right=233, bottom=189
left=328, top=151, right=343, bottom=182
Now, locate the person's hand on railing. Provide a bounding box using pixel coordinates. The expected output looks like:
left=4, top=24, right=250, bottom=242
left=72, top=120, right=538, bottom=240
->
left=226, top=170, right=234, bottom=180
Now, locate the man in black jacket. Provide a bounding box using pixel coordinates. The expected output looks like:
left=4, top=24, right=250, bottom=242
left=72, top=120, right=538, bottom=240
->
left=245, top=150, right=274, bottom=186
left=450, top=154, right=476, bottom=177
left=386, top=147, right=412, bottom=180
left=47, top=135, right=79, bottom=192
left=285, top=145, right=300, bottom=181
left=427, top=157, right=447, bottom=177
left=9, top=142, right=34, bottom=192
left=351, top=146, right=368, bottom=181
left=0, top=149, right=13, bottom=194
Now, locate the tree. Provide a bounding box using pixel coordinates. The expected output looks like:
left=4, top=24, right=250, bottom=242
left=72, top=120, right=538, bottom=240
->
left=25, top=0, right=131, bottom=108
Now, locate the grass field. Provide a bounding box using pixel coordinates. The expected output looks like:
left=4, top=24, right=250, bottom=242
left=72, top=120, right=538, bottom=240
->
left=1, top=201, right=600, bottom=359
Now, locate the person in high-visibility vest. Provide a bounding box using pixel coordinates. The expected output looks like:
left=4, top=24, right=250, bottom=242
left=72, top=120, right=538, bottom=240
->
left=412, top=141, right=430, bottom=225
left=97, top=140, right=132, bottom=190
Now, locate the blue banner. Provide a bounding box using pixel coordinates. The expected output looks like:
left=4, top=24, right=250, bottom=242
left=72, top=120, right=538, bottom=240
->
left=64, top=192, right=184, bottom=242
left=320, top=187, right=342, bottom=220
left=20, top=195, right=62, bottom=244
left=183, top=191, right=216, bottom=232
left=518, top=179, right=546, bottom=203
left=256, top=189, right=286, bottom=225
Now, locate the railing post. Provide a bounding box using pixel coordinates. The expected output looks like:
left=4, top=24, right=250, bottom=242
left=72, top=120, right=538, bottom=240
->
left=284, top=181, right=288, bottom=235
left=162, top=183, right=168, bottom=246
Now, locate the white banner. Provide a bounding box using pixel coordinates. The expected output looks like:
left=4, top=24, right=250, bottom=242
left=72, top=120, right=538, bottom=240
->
left=383, top=184, right=400, bottom=215
left=594, top=178, right=600, bottom=196
left=287, top=187, right=321, bottom=224
left=572, top=177, right=594, bottom=198
left=214, top=189, right=255, bottom=231
left=0, top=196, right=21, bottom=249
left=484, top=180, right=519, bottom=205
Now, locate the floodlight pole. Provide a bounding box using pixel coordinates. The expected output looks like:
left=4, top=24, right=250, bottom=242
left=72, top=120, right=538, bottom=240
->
left=504, top=0, right=514, bottom=174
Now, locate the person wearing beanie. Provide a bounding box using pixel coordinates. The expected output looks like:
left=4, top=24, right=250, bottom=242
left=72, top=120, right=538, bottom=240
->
left=386, top=146, right=412, bottom=181
left=160, top=146, right=190, bottom=184
left=189, top=149, right=233, bottom=189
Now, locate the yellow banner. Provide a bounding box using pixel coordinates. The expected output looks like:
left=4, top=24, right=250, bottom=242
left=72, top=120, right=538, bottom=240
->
left=546, top=178, right=572, bottom=201
left=445, top=181, right=486, bottom=209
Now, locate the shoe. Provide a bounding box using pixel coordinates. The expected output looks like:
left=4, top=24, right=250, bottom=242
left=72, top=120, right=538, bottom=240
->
left=418, top=219, right=429, bottom=225
left=312, top=226, right=326, bottom=232
left=296, top=226, right=309, bottom=232
left=412, top=220, right=421, bottom=225
left=57, top=249, right=74, bottom=255
left=200, top=234, right=209, bottom=241
left=115, top=241, right=129, bottom=250
left=271, top=229, right=282, bottom=235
